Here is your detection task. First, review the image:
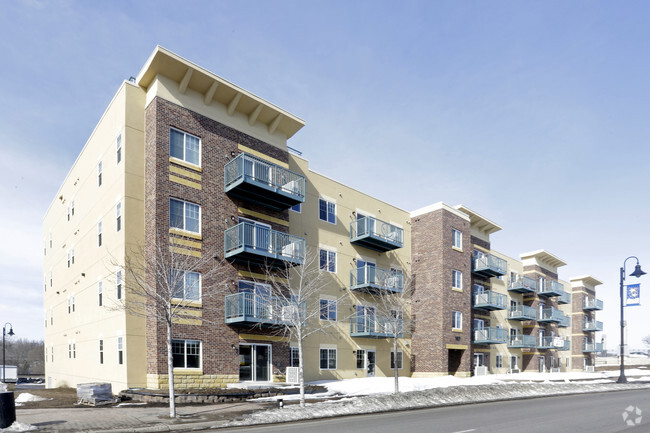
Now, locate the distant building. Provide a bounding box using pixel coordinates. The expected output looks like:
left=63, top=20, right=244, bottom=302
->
left=43, top=47, right=603, bottom=390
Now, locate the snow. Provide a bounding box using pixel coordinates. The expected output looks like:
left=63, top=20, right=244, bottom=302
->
left=0, top=422, right=38, bottom=432
left=14, top=394, right=47, bottom=404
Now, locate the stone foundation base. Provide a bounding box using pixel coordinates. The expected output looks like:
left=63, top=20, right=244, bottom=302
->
left=411, top=371, right=471, bottom=378
left=147, top=373, right=238, bottom=389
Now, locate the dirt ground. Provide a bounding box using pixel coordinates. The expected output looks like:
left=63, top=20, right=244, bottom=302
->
left=10, top=387, right=79, bottom=409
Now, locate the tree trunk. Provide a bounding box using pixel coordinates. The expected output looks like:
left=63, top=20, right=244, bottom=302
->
left=393, top=336, right=399, bottom=394
left=166, top=319, right=176, bottom=418
left=298, top=337, right=306, bottom=408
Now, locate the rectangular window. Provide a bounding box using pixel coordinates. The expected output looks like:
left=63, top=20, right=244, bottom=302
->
left=169, top=198, right=201, bottom=234
left=319, top=348, right=337, bottom=370
left=116, top=270, right=122, bottom=300
left=67, top=297, right=71, bottom=314
left=452, top=269, right=462, bottom=290
left=97, top=160, right=102, bottom=187
left=49, top=269, right=52, bottom=287
left=356, top=350, right=365, bottom=369
left=67, top=250, right=71, bottom=268
left=290, top=347, right=299, bottom=367
left=171, top=270, right=201, bottom=301
left=319, top=248, right=336, bottom=273
left=71, top=200, right=74, bottom=217
left=51, top=345, right=54, bottom=362
left=49, top=230, right=52, bottom=248
left=97, top=221, right=102, bottom=247
left=68, top=343, right=71, bottom=359
left=391, top=351, right=403, bottom=369
left=290, top=203, right=302, bottom=213
left=452, top=311, right=463, bottom=330
left=117, top=337, right=124, bottom=365
left=496, top=354, right=503, bottom=368
left=98, top=280, right=103, bottom=306
left=99, top=340, right=104, bottom=364
left=318, top=198, right=336, bottom=224
left=170, top=128, right=200, bottom=166
left=67, top=205, right=70, bottom=221
left=319, top=299, right=337, bottom=321
left=73, top=342, right=76, bottom=359
left=71, top=294, right=75, bottom=313
left=116, top=134, right=122, bottom=164
left=452, top=229, right=462, bottom=249
left=50, top=306, right=53, bottom=325
left=116, top=201, right=122, bottom=232
left=71, top=247, right=74, bottom=265
left=172, top=339, right=201, bottom=369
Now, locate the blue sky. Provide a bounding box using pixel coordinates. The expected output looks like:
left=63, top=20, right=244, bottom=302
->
left=1, top=0, right=649, bottom=350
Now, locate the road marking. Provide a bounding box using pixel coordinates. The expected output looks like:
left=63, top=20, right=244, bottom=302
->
left=452, top=430, right=476, bottom=433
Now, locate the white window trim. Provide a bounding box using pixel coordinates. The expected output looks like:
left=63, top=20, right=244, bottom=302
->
left=170, top=127, right=202, bottom=167
left=319, top=246, right=337, bottom=273
left=318, top=197, right=337, bottom=225
left=452, top=269, right=463, bottom=290
left=391, top=351, right=404, bottom=370
left=172, top=338, right=203, bottom=370
left=169, top=198, right=202, bottom=235
left=319, top=298, right=337, bottom=321
left=319, top=347, right=337, bottom=370
left=452, top=311, right=463, bottom=330
left=172, top=270, right=202, bottom=302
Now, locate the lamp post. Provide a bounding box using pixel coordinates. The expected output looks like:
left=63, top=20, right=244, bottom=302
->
left=2, top=323, right=14, bottom=384
left=617, top=257, right=645, bottom=384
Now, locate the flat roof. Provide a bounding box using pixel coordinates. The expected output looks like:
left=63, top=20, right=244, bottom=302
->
left=455, top=205, right=502, bottom=235
left=520, top=249, right=567, bottom=268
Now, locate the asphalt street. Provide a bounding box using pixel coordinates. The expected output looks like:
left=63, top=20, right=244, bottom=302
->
left=213, top=388, right=650, bottom=433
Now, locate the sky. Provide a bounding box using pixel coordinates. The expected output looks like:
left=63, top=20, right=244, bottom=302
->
left=0, top=0, right=649, bottom=350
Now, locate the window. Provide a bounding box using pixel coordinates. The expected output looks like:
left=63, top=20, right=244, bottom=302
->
left=71, top=294, right=75, bottom=313
left=97, top=220, right=102, bottom=247
left=49, top=269, right=52, bottom=287
left=171, top=270, right=201, bottom=301
left=290, top=347, right=299, bottom=367
left=116, top=270, right=122, bottom=300
left=71, top=200, right=75, bottom=217
left=319, top=248, right=336, bottom=273
left=319, top=299, right=337, bottom=321
left=452, top=269, right=462, bottom=290
left=170, top=128, right=200, bottom=166
left=97, top=160, right=102, bottom=187
left=67, top=296, right=71, bottom=314
left=67, top=250, right=71, bottom=268
left=539, top=276, right=546, bottom=291
left=72, top=341, right=76, bottom=359
left=116, top=201, right=122, bottom=232
left=51, top=345, right=54, bottom=362
left=71, top=246, right=74, bottom=265
left=50, top=306, right=53, bottom=325
left=170, top=198, right=200, bottom=234
left=117, top=337, right=124, bottom=365
left=172, top=339, right=201, bottom=368
left=452, top=229, right=462, bottom=249
left=67, top=205, right=71, bottom=221
left=391, top=351, right=403, bottom=369
left=319, top=348, right=337, bottom=370
left=452, top=311, right=462, bottom=330
left=49, top=230, right=52, bottom=248
left=99, top=340, right=104, bottom=364
left=318, top=198, right=336, bottom=224
left=68, top=342, right=72, bottom=359
left=98, top=279, right=103, bottom=306
left=290, top=203, right=302, bottom=213
left=356, top=350, right=365, bottom=369
left=496, top=354, right=503, bottom=368
left=116, top=134, right=122, bottom=164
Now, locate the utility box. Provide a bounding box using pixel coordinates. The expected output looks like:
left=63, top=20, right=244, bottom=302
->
left=0, top=366, right=18, bottom=383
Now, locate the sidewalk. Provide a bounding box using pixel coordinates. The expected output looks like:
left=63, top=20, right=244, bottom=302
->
left=10, top=401, right=271, bottom=432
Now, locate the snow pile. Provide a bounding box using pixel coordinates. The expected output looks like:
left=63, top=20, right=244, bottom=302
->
left=13, top=393, right=47, bottom=407
left=0, top=383, right=6, bottom=393
left=0, top=421, right=38, bottom=432
left=231, top=381, right=650, bottom=427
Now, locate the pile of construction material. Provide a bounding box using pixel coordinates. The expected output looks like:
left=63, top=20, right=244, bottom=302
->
left=76, top=383, right=118, bottom=406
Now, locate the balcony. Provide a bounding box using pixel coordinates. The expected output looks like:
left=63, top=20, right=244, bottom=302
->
left=473, top=291, right=507, bottom=311
left=350, top=265, right=403, bottom=294
left=583, top=298, right=603, bottom=311
left=508, top=334, right=537, bottom=349
left=537, top=336, right=556, bottom=349
left=224, top=153, right=305, bottom=210
left=472, top=254, right=507, bottom=278
left=350, top=316, right=403, bottom=339
left=583, top=342, right=603, bottom=353
left=508, top=276, right=537, bottom=294
left=558, top=291, right=571, bottom=304
left=538, top=280, right=565, bottom=297
left=583, top=319, right=603, bottom=332
left=537, top=307, right=567, bottom=324
left=224, top=222, right=305, bottom=267
left=558, top=339, right=571, bottom=351
left=224, top=293, right=304, bottom=327
left=558, top=315, right=570, bottom=328
left=473, top=327, right=507, bottom=344
left=508, top=305, right=537, bottom=321
left=350, top=216, right=403, bottom=252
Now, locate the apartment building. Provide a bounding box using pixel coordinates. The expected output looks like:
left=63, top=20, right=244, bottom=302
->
left=43, top=47, right=602, bottom=391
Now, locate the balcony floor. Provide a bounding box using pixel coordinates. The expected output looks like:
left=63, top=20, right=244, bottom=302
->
left=224, top=246, right=302, bottom=268
left=350, top=233, right=403, bottom=252
left=225, top=177, right=303, bottom=211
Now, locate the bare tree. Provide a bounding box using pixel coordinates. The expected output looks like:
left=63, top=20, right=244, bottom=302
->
left=112, top=232, right=229, bottom=418
left=357, top=269, right=412, bottom=394
left=643, top=335, right=650, bottom=347
left=245, top=247, right=348, bottom=408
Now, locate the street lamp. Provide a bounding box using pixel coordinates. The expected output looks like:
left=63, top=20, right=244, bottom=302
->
left=617, top=257, right=646, bottom=384
left=2, top=323, right=14, bottom=384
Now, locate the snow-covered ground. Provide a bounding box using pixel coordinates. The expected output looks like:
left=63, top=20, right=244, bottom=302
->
left=14, top=393, right=48, bottom=407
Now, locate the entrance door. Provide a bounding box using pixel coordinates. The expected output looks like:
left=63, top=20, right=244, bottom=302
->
left=244, top=155, right=272, bottom=185
left=473, top=353, right=484, bottom=367
left=510, top=356, right=518, bottom=371
left=239, top=344, right=271, bottom=382
left=239, top=217, right=271, bottom=253
left=367, top=351, right=376, bottom=377
left=538, top=356, right=545, bottom=373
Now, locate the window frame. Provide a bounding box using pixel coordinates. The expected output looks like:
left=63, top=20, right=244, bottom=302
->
left=496, top=354, right=503, bottom=369
left=169, top=198, right=201, bottom=234
left=318, top=198, right=336, bottom=224
left=116, top=201, right=122, bottom=232
left=452, top=228, right=462, bottom=249
left=319, top=299, right=337, bottom=321
left=116, top=133, right=122, bottom=164
left=116, top=270, right=122, bottom=300
left=171, top=270, right=202, bottom=302
left=319, top=348, right=337, bottom=370
left=99, top=339, right=104, bottom=364
left=290, top=347, right=300, bottom=367
left=391, top=351, right=403, bottom=370
left=319, top=248, right=337, bottom=273
left=172, top=339, right=202, bottom=369
left=452, top=311, right=463, bottom=330
left=97, top=220, right=103, bottom=247
left=97, top=160, right=103, bottom=187
left=452, top=269, right=462, bottom=290
left=98, top=279, right=103, bottom=307
left=170, top=127, right=201, bottom=167
left=117, top=336, right=124, bottom=365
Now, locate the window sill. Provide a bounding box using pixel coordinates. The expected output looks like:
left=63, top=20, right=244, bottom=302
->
left=170, top=157, right=202, bottom=172
left=452, top=328, right=463, bottom=333
left=452, top=288, right=463, bottom=292
left=169, top=228, right=202, bottom=240
left=171, top=299, right=202, bottom=308
left=173, top=368, right=203, bottom=374
left=451, top=246, right=463, bottom=253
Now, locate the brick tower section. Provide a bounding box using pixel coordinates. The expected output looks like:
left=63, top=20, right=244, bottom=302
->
left=571, top=283, right=596, bottom=371
left=469, top=235, right=492, bottom=368
left=411, top=207, right=472, bottom=376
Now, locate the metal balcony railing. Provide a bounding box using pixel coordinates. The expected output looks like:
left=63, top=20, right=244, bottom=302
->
left=583, top=319, right=603, bottom=332
left=508, top=305, right=538, bottom=321
left=558, top=314, right=570, bottom=328
left=350, top=216, right=404, bottom=252
left=538, top=307, right=566, bottom=324
left=473, top=290, right=507, bottom=311
left=472, top=254, right=507, bottom=277
left=508, top=276, right=537, bottom=294
left=224, top=292, right=304, bottom=326
left=224, top=222, right=305, bottom=266
left=473, top=327, right=507, bottom=344
left=583, top=298, right=604, bottom=311
left=558, top=291, right=571, bottom=304
left=508, top=334, right=537, bottom=348
left=224, top=153, right=305, bottom=210
left=350, top=316, right=403, bottom=338
left=583, top=341, right=603, bottom=353
left=350, top=265, right=404, bottom=293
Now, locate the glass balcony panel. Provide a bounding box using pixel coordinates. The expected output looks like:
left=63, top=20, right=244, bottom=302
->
left=350, top=316, right=403, bottom=338
left=224, top=293, right=304, bottom=327
left=350, top=265, right=404, bottom=293
left=538, top=307, right=567, bottom=324
left=473, top=327, right=507, bottom=344
left=508, top=276, right=537, bottom=294
left=472, top=254, right=507, bottom=277
left=583, top=298, right=604, bottom=311
left=473, top=290, right=507, bottom=311
left=508, top=334, right=537, bottom=348
left=583, top=319, right=603, bottom=332
left=538, top=280, right=565, bottom=297
left=224, top=222, right=305, bottom=267
left=558, top=291, right=571, bottom=304
left=508, top=305, right=538, bottom=321
left=350, top=216, right=404, bottom=252
left=583, top=342, right=603, bottom=353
